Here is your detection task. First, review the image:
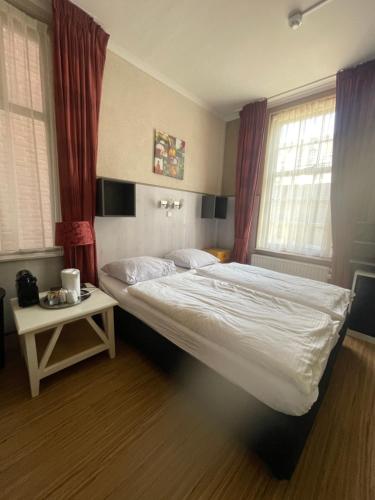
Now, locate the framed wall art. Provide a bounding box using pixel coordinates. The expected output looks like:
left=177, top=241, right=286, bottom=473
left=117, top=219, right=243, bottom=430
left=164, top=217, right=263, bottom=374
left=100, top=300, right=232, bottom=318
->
left=153, top=130, right=185, bottom=180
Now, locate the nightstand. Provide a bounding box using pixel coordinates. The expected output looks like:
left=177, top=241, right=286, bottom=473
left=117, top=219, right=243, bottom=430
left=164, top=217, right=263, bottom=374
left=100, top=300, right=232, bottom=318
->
left=204, top=248, right=231, bottom=263
left=11, top=286, right=118, bottom=397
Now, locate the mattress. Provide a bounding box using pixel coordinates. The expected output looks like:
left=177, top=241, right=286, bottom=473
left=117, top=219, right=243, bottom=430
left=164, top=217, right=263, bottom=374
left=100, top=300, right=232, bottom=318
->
left=99, top=271, right=342, bottom=416
left=197, top=262, right=352, bottom=321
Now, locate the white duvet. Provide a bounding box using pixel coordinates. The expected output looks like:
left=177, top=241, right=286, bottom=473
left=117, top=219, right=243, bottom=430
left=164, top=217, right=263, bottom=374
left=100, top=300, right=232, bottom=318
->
left=128, top=273, right=339, bottom=413
left=197, top=263, right=352, bottom=321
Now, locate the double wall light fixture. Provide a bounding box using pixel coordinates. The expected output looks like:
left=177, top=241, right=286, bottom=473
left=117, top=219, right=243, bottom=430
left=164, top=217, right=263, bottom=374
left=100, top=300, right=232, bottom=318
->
left=159, top=199, right=183, bottom=210
left=159, top=199, right=183, bottom=217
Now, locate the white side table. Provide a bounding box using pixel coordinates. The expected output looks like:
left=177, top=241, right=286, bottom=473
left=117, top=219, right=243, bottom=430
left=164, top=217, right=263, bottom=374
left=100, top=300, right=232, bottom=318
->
left=11, top=286, right=118, bottom=397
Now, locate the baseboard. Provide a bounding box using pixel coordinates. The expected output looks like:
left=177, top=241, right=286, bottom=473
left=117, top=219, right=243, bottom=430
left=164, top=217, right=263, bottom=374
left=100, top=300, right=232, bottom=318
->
left=348, top=330, right=375, bottom=344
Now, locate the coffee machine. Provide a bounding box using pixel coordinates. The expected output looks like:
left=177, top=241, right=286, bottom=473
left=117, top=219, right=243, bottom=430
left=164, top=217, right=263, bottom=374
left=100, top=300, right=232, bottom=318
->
left=16, top=270, right=39, bottom=307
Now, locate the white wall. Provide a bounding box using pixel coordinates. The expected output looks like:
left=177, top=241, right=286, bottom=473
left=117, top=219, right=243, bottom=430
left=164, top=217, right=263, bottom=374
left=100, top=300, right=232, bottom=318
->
left=0, top=256, right=63, bottom=333
left=95, top=184, right=218, bottom=267
left=217, top=196, right=235, bottom=250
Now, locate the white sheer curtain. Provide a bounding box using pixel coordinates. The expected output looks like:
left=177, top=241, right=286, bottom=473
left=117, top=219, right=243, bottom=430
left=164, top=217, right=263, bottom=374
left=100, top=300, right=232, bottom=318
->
left=257, top=95, right=336, bottom=259
left=0, top=0, right=57, bottom=254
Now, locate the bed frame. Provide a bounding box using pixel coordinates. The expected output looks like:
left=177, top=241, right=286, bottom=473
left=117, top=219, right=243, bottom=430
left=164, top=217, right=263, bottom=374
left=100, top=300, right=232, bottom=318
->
left=114, top=305, right=348, bottom=479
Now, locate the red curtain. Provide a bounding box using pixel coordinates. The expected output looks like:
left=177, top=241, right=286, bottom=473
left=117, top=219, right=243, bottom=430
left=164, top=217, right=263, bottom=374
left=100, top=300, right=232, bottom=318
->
left=232, top=100, right=267, bottom=263
left=52, top=0, right=109, bottom=285
left=331, top=60, right=375, bottom=287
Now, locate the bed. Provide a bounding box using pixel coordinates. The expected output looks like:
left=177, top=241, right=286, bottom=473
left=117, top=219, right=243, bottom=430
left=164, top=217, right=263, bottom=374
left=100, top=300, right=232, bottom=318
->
left=99, top=265, right=350, bottom=479
left=196, top=262, right=352, bottom=321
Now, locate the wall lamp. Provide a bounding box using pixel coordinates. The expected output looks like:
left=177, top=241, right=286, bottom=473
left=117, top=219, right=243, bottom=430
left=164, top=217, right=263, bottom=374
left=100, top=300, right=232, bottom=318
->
left=159, top=199, right=183, bottom=210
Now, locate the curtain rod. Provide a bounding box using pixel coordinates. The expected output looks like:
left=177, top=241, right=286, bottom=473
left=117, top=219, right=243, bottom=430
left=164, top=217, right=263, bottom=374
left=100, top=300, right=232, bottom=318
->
left=232, top=55, right=375, bottom=118
left=228, top=73, right=336, bottom=119
left=267, top=73, right=336, bottom=102
left=266, top=55, right=375, bottom=104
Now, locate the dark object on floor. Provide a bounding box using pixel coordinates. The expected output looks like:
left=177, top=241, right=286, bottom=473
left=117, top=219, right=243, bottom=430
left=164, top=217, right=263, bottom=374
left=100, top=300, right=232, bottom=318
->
left=15, top=270, right=39, bottom=308
left=114, top=305, right=347, bottom=480
left=349, top=271, right=375, bottom=337
left=0, top=288, right=5, bottom=368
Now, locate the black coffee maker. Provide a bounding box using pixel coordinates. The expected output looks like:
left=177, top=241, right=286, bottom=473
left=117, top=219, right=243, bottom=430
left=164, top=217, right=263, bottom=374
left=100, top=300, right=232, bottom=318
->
left=16, top=270, right=39, bottom=307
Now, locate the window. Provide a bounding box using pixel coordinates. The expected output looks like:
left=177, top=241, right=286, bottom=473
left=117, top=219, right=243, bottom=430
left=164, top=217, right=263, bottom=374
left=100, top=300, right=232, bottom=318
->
left=0, top=1, right=58, bottom=255
left=257, top=95, right=335, bottom=259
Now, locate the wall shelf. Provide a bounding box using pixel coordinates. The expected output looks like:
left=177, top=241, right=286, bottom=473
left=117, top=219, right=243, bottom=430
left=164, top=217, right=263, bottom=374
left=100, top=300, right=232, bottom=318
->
left=96, top=178, right=136, bottom=217
left=201, top=195, right=228, bottom=219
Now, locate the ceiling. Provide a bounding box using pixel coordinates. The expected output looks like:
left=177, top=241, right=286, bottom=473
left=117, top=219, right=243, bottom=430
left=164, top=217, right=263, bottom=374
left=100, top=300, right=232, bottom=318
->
left=72, top=0, right=375, bottom=120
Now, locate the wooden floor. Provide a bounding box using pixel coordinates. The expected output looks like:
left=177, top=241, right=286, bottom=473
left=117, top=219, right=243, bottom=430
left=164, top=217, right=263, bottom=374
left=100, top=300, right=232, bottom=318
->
left=0, top=332, right=374, bottom=500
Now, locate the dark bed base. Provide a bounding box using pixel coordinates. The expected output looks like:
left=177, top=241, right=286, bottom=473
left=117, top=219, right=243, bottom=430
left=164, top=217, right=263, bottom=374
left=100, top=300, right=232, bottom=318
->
left=114, top=306, right=347, bottom=479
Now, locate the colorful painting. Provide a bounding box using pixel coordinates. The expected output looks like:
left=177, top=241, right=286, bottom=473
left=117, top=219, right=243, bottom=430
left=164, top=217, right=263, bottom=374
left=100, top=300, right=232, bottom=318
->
left=153, top=130, right=185, bottom=180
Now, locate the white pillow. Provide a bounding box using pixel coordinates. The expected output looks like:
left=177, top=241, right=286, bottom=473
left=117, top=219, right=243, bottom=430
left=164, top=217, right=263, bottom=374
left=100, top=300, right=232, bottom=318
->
left=101, top=256, right=176, bottom=285
left=165, top=249, right=219, bottom=269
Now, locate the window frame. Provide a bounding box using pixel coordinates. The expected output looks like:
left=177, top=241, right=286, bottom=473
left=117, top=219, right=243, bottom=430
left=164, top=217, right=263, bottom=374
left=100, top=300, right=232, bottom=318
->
left=0, top=11, right=60, bottom=259
left=253, top=90, right=336, bottom=264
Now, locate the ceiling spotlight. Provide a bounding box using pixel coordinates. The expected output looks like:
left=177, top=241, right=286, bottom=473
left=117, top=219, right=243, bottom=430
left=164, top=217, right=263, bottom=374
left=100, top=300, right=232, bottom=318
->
left=288, top=10, right=303, bottom=30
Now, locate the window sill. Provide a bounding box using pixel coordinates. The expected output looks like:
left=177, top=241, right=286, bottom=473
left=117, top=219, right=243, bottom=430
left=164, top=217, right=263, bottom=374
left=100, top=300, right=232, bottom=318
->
left=253, top=249, right=332, bottom=267
left=0, top=248, right=63, bottom=263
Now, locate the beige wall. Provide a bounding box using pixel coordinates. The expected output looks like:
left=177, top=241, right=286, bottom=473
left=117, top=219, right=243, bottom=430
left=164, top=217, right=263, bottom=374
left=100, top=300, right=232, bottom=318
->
left=97, top=51, right=226, bottom=195
left=221, top=118, right=239, bottom=196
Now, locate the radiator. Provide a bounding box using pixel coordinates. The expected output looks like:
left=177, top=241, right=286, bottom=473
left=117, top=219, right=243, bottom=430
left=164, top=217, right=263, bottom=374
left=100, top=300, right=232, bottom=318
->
left=251, top=254, right=330, bottom=283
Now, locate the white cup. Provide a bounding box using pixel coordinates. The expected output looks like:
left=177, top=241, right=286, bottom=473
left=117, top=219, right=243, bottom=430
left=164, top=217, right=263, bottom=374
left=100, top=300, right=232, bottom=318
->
left=67, top=289, right=79, bottom=304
